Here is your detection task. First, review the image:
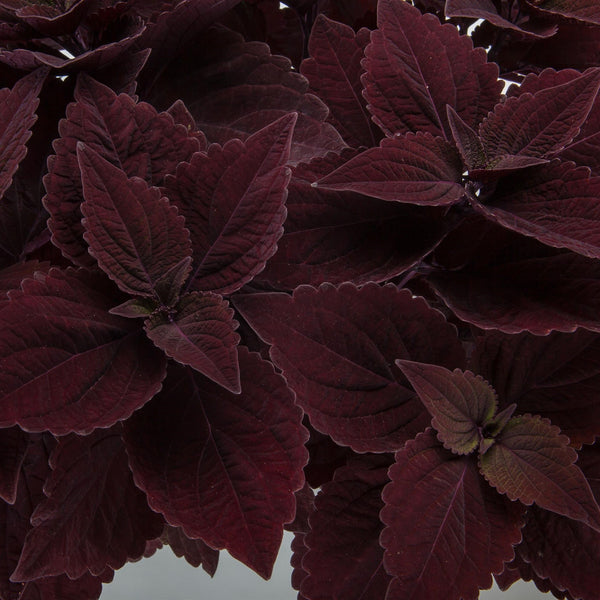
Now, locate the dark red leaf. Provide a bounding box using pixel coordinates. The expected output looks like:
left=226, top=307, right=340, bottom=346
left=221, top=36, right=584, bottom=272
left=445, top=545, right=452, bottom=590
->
left=144, top=26, right=346, bottom=165
left=162, top=525, right=219, bottom=576
left=315, top=133, right=465, bottom=205
left=0, top=426, right=28, bottom=504
left=528, top=0, right=600, bottom=25
left=284, top=482, right=315, bottom=534
left=256, top=150, right=446, bottom=289
left=144, top=292, right=241, bottom=394
left=515, top=443, right=600, bottom=600
left=445, top=0, right=558, bottom=37
left=479, top=414, right=600, bottom=531
left=300, top=455, right=392, bottom=600
left=429, top=220, right=600, bottom=334
left=472, top=328, right=600, bottom=447
left=163, top=114, right=295, bottom=295
left=0, top=68, right=47, bottom=200
left=473, top=161, right=600, bottom=258
left=234, top=282, right=465, bottom=452
left=19, top=572, right=105, bottom=600
left=381, top=429, right=524, bottom=600
left=0, top=268, right=167, bottom=434
left=446, top=105, right=486, bottom=171
left=44, top=73, right=200, bottom=267
left=397, top=361, right=498, bottom=455
left=362, top=0, right=501, bottom=138
left=479, top=68, right=600, bottom=159
left=12, top=427, right=163, bottom=581
left=301, top=15, right=380, bottom=147
left=78, top=144, right=192, bottom=301
left=123, top=350, right=308, bottom=579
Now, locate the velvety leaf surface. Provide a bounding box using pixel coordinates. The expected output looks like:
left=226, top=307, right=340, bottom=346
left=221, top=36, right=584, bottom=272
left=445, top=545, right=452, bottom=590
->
left=12, top=427, right=163, bottom=581
left=144, top=26, right=346, bottom=165
left=445, top=0, right=557, bottom=37
left=301, top=15, right=379, bottom=147
left=300, top=455, right=392, bottom=600
left=472, top=329, right=600, bottom=446
left=144, top=292, right=241, bottom=394
left=0, top=426, right=28, bottom=504
left=123, top=350, right=308, bottom=579
left=18, top=572, right=105, bottom=600
left=515, top=443, right=600, bottom=600
left=162, top=525, right=219, bottom=576
left=397, top=361, right=498, bottom=455
left=479, top=414, right=600, bottom=531
left=0, top=434, right=55, bottom=600
left=163, top=114, right=295, bottom=295
left=428, top=220, right=600, bottom=334
left=315, top=133, right=465, bottom=205
left=0, top=68, right=46, bottom=199
left=362, top=0, right=501, bottom=138
left=446, top=105, right=486, bottom=170
left=380, top=429, right=524, bottom=600
left=44, top=74, right=200, bottom=266
left=480, top=68, right=600, bottom=159
left=530, top=0, right=600, bottom=24
left=0, top=268, right=167, bottom=434
left=78, top=144, right=192, bottom=300
left=257, top=150, right=446, bottom=289
left=234, top=283, right=465, bottom=452
left=473, top=161, right=600, bottom=258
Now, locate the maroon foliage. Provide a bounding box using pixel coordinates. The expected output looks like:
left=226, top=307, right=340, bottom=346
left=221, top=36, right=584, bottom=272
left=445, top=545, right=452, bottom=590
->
left=381, top=429, right=524, bottom=600
left=234, top=282, right=465, bottom=452
left=3, top=0, right=600, bottom=598
left=123, top=349, right=308, bottom=579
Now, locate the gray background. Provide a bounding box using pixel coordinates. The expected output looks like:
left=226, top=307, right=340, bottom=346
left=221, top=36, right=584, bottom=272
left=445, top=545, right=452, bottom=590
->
left=102, top=531, right=552, bottom=599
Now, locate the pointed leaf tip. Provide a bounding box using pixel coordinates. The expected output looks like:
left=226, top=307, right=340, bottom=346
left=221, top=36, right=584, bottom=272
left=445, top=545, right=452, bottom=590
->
left=397, top=360, right=498, bottom=455
left=480, top=414, right=600, bottom=532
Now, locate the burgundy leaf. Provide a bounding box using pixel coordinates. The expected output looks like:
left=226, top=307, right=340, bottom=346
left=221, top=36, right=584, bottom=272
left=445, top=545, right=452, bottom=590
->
left=479, top=68, right=600, bottom=159
left=12, top=427, right=164, bottom=581
left=162, top=525, right=219, bottom=576
left=144, top=292, right=241, bottom=394
left=473, top=161, right=600, bottom=258
left=396, top=361, right=498, bottom=455
left=19, top=572, right=105, bottom=600
left=0, top=68, right=46, bottom=199
left=44, top=73, right=200, bottom=267
left=0, top=435, right=55, bottom=600
left=301, top=15, right=380, bottom=147
left=0, top=426, right=28, bottom=504
left=446, top=105, right=486, bottom=171
left=429, top=220, right=600, bottom=334
left=163, top=113, right=295, bottom=295
left=78, top=144, right=192, bottom=301
left=144, top=26, right=346, bottom=165
left=515, top=443, right=600, bottom=600
left=234, top=282, right=465, bottom=452
left=257, top=149, right=446, bottom=289
left=472, top=328, right=600, bottom=447
left=300, top=455, right=392, bottom=600
left=362, top=0, right=501, bottom=138
left=284, top=482, right=315, bottom=534
left=315, top=133, right=465, bottom=205
left=380, top=429, right=524, bottom=600
left=291, top=532, right=310, bottom=596
left=445, top=0, right=558, bottom=37
left=123, top=350, right=308, bottom=579
left=479, top=414, right=600, bottom=531
left=529, top=0, right=600, bottom=25
left=0, top=267, right=167, bottom=434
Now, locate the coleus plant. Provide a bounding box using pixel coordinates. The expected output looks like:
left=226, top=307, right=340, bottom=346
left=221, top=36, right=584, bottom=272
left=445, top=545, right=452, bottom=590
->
left=1, top=0, right=600, bottom=599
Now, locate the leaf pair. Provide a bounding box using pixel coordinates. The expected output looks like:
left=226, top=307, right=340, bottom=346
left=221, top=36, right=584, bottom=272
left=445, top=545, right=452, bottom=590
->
left=398, top=360, right=600, bottom=532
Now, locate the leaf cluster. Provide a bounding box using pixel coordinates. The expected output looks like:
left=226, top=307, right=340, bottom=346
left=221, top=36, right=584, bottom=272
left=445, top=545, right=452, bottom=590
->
left=1, top=0, right=600, bottom=599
